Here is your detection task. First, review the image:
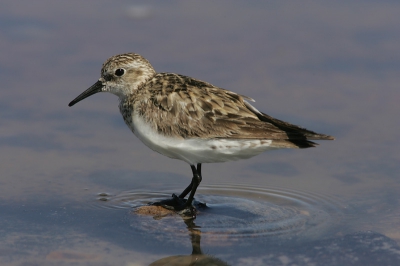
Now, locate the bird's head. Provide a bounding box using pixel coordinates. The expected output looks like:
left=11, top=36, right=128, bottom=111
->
left=68, top=53, right=155, bottom=107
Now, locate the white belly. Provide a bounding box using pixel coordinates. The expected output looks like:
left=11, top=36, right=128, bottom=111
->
left=130, top=114, right=276, bottom=165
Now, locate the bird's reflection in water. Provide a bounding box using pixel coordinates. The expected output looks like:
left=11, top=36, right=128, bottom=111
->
left=142, top=206, right=229, bottom=266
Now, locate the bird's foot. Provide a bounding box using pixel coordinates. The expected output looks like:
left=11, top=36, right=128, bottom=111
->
left=150, top=194, right=206, bottom=218
left=152, top=193, right=187, bottom=210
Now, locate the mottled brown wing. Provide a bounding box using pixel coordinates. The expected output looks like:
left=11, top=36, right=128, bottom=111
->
left=139, top=73, right=333, bottom=147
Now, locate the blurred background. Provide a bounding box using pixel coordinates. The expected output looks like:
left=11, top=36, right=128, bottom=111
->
left=1, top=1, right=399, bottom=265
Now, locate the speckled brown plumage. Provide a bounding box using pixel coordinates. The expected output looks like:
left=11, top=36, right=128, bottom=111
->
left=120, top=72, right=333, bottom=149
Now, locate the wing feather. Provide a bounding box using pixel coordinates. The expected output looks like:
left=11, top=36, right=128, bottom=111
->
left=133, top=73, right=333, bottom=148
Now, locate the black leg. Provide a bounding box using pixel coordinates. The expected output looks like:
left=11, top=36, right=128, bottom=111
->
left=197, top=163, right=202, bottom=180
left=184, top=164, right=202, bottom=208
left=179, top=163, right=202, bottom=199
left=150, top=163, right=202, bottom=214
left=178, top=179, right=193, bottom=199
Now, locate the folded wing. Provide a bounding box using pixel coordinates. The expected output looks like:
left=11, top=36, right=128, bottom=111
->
left=139, top=73, right=334, bottom=148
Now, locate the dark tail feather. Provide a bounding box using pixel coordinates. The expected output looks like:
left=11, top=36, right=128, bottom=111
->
left=257, top=112, right=334, bottom=141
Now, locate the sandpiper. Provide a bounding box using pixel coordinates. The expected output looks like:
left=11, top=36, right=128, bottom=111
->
left=69, top=53, right=334, bottom=215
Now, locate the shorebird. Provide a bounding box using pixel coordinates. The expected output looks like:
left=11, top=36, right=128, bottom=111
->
left=69, top=53, right=334, bottom=215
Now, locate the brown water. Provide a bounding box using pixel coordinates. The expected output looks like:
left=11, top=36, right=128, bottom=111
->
left=1, top=1, right=400, bottom=265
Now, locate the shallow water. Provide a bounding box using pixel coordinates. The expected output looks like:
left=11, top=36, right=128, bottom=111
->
left=99, top=185, right=344, bottom=238
left=1, top=0, right=400, bottom=265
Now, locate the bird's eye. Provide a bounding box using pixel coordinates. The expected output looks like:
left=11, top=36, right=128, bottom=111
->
left=115, top=68, right=125, bottom=76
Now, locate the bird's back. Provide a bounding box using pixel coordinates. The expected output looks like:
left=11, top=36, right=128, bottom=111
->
left=122, top=73, right=333, bottom=150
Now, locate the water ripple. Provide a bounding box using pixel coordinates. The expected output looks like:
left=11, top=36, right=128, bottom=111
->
left=93, top=184, right=345, bottom=239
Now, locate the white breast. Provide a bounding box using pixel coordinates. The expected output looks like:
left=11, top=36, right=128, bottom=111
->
left=129, top=114, right=276, bottom=165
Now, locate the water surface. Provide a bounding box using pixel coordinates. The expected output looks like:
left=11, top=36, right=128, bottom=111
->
left=1, top=1, right=400, bottom=265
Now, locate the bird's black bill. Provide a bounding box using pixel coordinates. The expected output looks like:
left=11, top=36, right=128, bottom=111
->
left=68, top=80, right=104, bottom=107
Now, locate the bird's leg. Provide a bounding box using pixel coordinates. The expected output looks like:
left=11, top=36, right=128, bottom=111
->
left=178, top=179, right=193, bottom=199
left=179, top=163, right=202, bottom=199
left=150, top=164, right=202, bottom=213
left=184, top=164, right=202, bottom=208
